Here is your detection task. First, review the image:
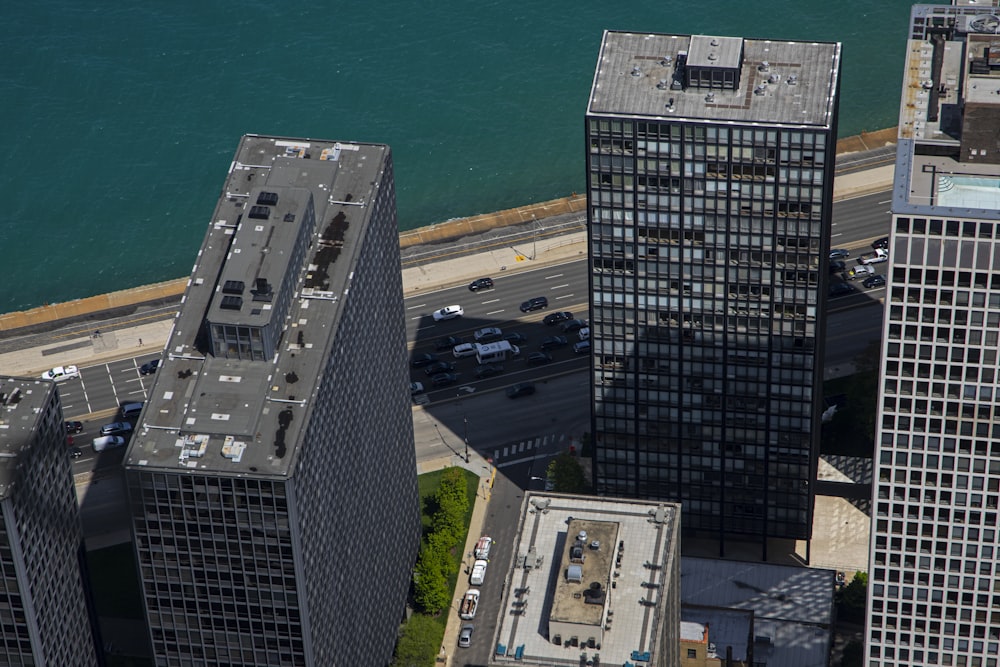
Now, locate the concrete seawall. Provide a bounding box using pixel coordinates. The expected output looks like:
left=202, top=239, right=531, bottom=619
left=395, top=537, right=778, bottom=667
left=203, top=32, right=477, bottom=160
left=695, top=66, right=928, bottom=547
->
left=0, top=127, right=898, bottom=333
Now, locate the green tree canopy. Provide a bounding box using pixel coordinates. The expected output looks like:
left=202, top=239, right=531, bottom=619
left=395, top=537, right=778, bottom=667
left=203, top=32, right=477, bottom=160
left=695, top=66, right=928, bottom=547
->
left=546, top=452, right=588, bottom=493
left=391, top=614, right=442, bottom=667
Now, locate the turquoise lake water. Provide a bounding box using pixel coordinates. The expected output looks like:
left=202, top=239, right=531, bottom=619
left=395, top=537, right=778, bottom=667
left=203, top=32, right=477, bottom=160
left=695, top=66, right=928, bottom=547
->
left=0, top=0, right=941, bottom=311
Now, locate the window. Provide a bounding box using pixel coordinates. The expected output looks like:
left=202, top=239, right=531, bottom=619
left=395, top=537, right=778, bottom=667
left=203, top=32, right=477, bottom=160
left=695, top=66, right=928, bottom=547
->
left=687, top=648, right=697, bottom=658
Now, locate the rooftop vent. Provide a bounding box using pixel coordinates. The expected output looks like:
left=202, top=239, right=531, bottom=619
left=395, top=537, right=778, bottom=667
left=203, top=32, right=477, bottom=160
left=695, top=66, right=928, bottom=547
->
left=754, top=85, right=767, bottom=96
left=707, top=52, right=717, bottom=61
left=566, top=564, right=583, bottom=583
left=705, top=92, right=716, bottom=103
left=661, top=55, right=672, bottom=66
left=584, top=582, right=606, bottom=605
left=631, top=66, right=642, bottom=77
left=283, top=212, right=296, bottom=223
left=222, top=280, right=245, bottom=295
left=256, top=191, right=279, bottom=206
left=768, top=73, right=779, bottom=85
left=656, top=79, right=669, bottom=90
left=249, top=205, right=270, bottom=220
left=220, top=295, right=243, bottom=311
left=570, top=545, right=585, bottom=562
left=251, top=278, right=273, bottom=302
left=787, top=74, right=798, bottom=86
left=665, top=97, right=676, bottom=112
left=758, top=61, right=770, bottom=72
left=710, top=38, right=720, bottom=46
left=577, top=530, right=588, bottom=543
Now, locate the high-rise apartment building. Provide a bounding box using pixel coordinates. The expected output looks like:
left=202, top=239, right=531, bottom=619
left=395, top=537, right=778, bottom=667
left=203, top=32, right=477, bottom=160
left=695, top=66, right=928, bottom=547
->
left=124, top=135, right=420, bottom=666
left=585, top=31, right=841, bottom=551
left=868, top=4, right=1000, bottom=665
left=0, top=377, right=100, bottom=665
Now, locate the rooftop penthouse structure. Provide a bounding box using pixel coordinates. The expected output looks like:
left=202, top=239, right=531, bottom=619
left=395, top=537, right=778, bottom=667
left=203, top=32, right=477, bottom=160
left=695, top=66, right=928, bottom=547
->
left=123, top=135, right=420, bottom=666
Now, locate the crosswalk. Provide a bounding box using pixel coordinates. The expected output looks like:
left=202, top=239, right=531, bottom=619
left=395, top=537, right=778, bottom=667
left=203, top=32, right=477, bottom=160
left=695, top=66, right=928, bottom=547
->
left=493, top=432, right=569, bottom=467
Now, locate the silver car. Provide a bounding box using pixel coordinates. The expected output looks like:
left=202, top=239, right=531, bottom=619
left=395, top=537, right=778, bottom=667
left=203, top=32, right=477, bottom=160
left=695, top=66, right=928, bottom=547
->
left=458, top=624, right=474, bottom=648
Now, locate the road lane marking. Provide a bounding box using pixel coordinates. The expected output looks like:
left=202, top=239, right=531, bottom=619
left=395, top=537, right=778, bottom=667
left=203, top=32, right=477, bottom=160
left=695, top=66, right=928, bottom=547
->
left=878, top=199, right=891, bottom=205
left=406, top=303, right=426, bottom=310
left=550, top=284, right=570, bottom=289
left=486, top=309, right=506, bottom=315
left=544, top=273, right=564, bottom=279
left=481, top=299, right=500, bottom=304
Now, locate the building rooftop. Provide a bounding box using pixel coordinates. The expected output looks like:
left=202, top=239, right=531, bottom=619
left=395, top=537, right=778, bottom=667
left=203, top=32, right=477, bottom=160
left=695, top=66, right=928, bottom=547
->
left=0, top=377, right=56, bottom=498
left=588, top=30, right=840, bottom=128
left=680, top=557, right=835, bottom=667
left=124, top=135, right=393, bottom=478
left=491, top=493, right=680, bottom=666
left=680, top=608, right=753, bottom=662
left=894, top=2, right=1000, bottom=219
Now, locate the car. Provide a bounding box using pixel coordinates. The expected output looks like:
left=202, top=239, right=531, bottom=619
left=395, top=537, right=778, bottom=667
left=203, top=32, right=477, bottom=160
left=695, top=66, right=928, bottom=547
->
left=64, top=421, right=84, bottom=434
left=847, top=264, right=875, bottom=280
left=475, top=364, right=504, bottom=379
left=503, top=332, right=528, bottom=344
left=468, top=277, right=494, bottom=292
left=120, top=402, right=145, bottom=420
left=561, top=319, right=587, bottom=334
left=577, top=327, right=590, bottom=341
left=829, top=260, right=847, bottom=274
left=543, top=311, right=573, bottom=326
left=100, top=421, right=134, bottom=437
left=459, top=589, right=480, bottom=621
left=474, top=536, right=493, bottom=559
left=424, top=361, right=457, bottom=376
left=410, top=382, right=425, bottom=396
left=473, top=327, right=503, bottom=343
left=458, top=624, right=474, bottom=649
left=432, top=305, right=464, bottom=322
left=527, top=351, right=553, bottom=365
left=863, top=274, right=886, bottom=289
left=540, top=335, right=568, bottom=351
left=410, top=352, right=439, bottom=368
left=470, top=559, right=488, bottom=586
left=40, top=365, right=80, bottom=382
left=139, top=358, right=160, bottom=375
left=69, top=446, right=83, bottom=459
left=828, top=282, right=857, bottom=298
left=872, top=236, right=890, bottom=250
left=506, top=382, right=536, bottom=398
left=519, top=296, right=549, bottom=312
left=430, top=372, right=459, bottom=387
left=829, top=248, right=851, bottom=260
left=573, top=340, right=591, bottom=354
left=452, top=343, right=478, bottom=359
left=91, top=435, right=126, bottom=452
left=434, top=335, right=464, bottom=351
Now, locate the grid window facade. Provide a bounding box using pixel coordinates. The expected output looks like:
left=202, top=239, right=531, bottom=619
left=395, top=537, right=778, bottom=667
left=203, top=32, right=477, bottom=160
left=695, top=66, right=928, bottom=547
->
left=868, top=216, right=1000, bottom=667
left=586, top=115, right=835, bottom=545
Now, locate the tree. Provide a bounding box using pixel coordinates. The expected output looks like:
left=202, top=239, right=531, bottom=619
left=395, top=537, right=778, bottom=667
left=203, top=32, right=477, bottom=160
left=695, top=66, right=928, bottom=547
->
left=431, top=468, right=468, bottom=540
left=836, top=571, right=868, bottom=624
left=546, top=452, right=588, bottom=493
left=391, top=614, right=442, bottom=667
left=413, top=544, right=450, bottom=614
left=839, top=639, right=864, bottom=667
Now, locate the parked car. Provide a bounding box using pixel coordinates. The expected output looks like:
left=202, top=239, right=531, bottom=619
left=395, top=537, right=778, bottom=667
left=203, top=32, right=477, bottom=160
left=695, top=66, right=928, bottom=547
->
left=475, top=364, right=504, bottom=379
left=100, top=421, right=134, bottom=437
left=470, top=559, right=488, bottom=585
left=503, top=332, right=528, bottom=344
left=64, top=421, right=84, bottom=434
left=829, top=260, right=847, bottom=274
left=474, top=536, right=493, bottom=559
left=41, top=365, right=79, bottom=382
left=829, top=248, right=851, bottom=260
left=432, top=305, right=464, bottom=321
left=829, top=282, right=857, bottom=298
left=452, top=343, right=478, bottom=359
left=573, top=340, right=591, bottom=354
left=410, top=382, right=425, bottom=396
left=473, top=327, right=503, bottom=343
left=430, top=372, right=459, bottom=387
left=424, top=361, right=457, bottom=376
left=872, top=236, right=890, bottom=250
left=540, top=335, right=568, bottom=351
left=435, top=335, right=464, bottom=351
left=543, top=311, right=573, bottom=326
left=577, top=327, right=590, bottom=341
left=468, top=277, right=494, bottom=292
left=506, top=382, right=536, bottom=398
left=69, top=446, right=83, bottom=459
left=560, top=319, right=588, bottom=334
left=120, top=402, right=145, bottom=420
left=459, top=589, right=480, bottom=621
left=846, top=264, right=875, bottom=280
left=519, top=296, right=549, bottom=312
left=139, top=358, right=160, bottom=375
left=863, top=274, right=886, bottom=289
left=411, top=352, right=439, bottom=368
left=527, top=352, right=553, bottom=365
left=458, top=624, right=474, bottom=648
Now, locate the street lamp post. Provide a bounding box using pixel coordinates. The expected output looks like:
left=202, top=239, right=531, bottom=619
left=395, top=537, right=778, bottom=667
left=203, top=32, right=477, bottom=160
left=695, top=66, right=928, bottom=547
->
left=456, top=393, right=470, bottom=463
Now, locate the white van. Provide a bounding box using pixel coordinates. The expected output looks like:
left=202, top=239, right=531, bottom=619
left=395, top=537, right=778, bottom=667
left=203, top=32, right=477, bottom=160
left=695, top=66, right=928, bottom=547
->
left=475, top=341, right=519, bottom=364
left=453, top=343, right=477, bottom=359
left=92, top=435, right=126, bottom=452
left=578, top=327, right=590, bottom=341
left=470, top=559, right=488, bottom=586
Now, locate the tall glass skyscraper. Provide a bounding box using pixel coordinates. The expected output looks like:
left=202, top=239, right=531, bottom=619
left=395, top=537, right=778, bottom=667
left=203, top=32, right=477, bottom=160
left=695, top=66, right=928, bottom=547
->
left=124, top=135, right=420, bottom=666
left=585, top=31, right=841, bottom=553
left=867, top=4, right=1000, bottom=665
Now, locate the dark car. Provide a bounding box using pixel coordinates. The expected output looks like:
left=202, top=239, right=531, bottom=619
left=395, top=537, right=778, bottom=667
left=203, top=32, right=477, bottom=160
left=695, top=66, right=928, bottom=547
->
left=468, top=277, right=494, bottom=292
left=411, top=353, right=439, bottom=368
left=829, top=282, right=857, bottom=298
left=540, top=335, right=568, bottom=351
left=543, top=311, right=573, bottom=326
left=64, top=420, right=84, bottom=434
left=573, top=340, right=591, bottom=354
left=69, top=446, right=83, bottom=459
left=506, top=382, right=536, bottom=399
left=139, top=358, right=160, bottom=375
left=872, top=236, right=890, bottom=250
left=475, top=364, right=504, bottom=379
left=560, top=319, right=587, bottom=334
left=503, top=332, right=528, bottom=344
left=434, top=335, right=464, bottom=351
left=100, top=421, right=134, bottom=437
left=430, top=372, right=459, bottom=387
left=829, top=260, right=847, bottom=274
left=424, top=361, right=457, bottom=376
left=526, top=352, right=553, bottom=366
left=519, top=296, right=549, bottom=312
left=863, top=274, right=886, bottom=289
left=829, top=248, right=850, bottom=260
